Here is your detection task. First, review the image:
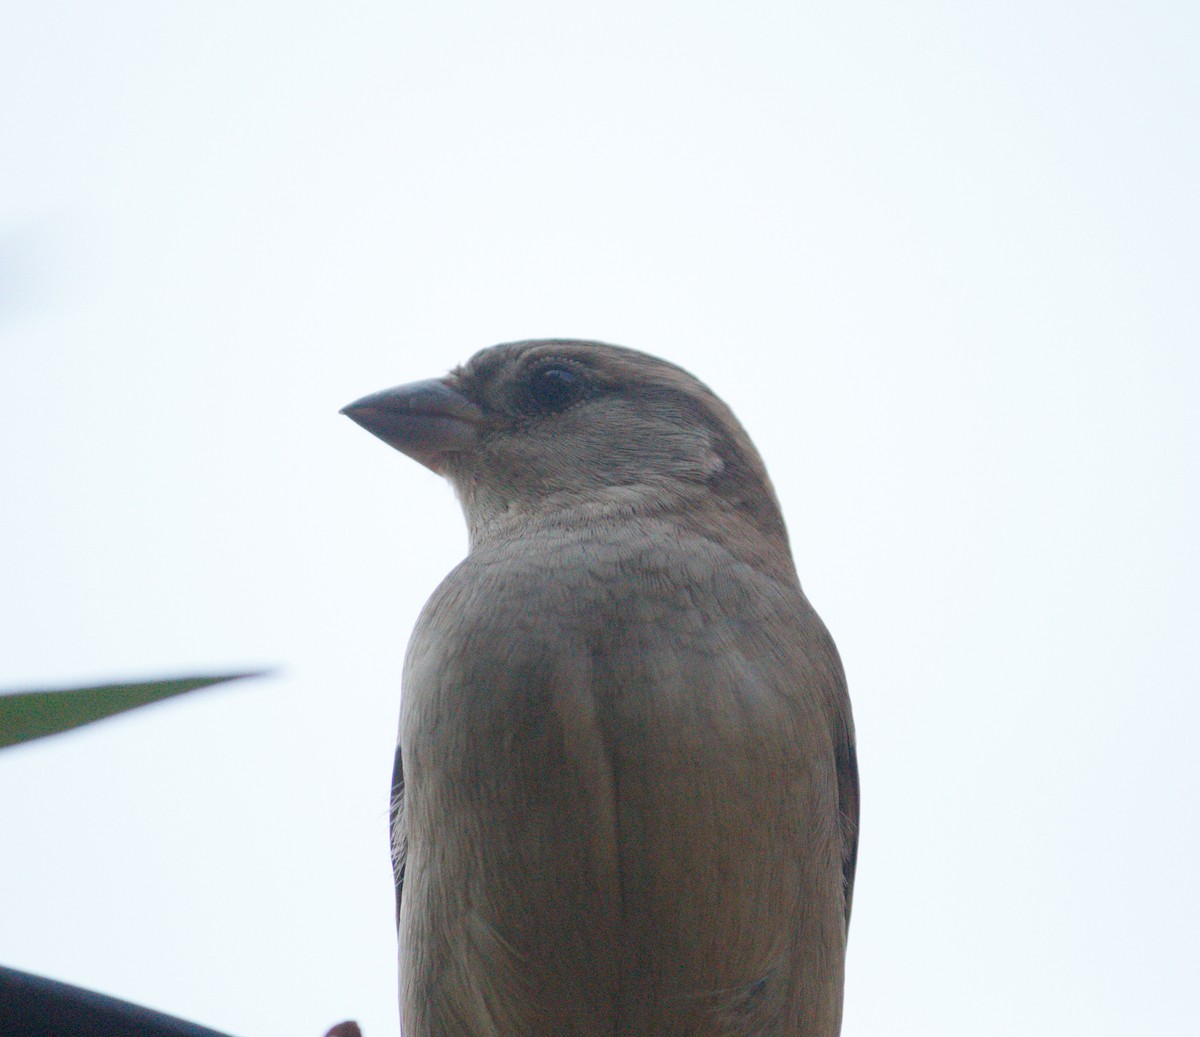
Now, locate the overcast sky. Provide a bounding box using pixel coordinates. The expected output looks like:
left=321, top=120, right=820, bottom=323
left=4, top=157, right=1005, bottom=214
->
left=1, top=3, right=1197, bottom=1036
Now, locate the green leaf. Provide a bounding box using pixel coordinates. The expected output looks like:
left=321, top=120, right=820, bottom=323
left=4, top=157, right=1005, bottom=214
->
left=0, top=671, right=269, bottom=750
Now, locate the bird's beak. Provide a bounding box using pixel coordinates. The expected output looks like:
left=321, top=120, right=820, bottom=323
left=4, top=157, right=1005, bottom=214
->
left=340, top=378, right=483, bottom=473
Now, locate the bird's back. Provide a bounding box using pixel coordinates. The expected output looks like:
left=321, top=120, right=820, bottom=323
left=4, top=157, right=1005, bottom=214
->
left=397, top=514, right=852, bottom=1036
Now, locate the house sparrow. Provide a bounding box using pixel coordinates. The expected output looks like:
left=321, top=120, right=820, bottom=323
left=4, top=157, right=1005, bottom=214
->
left=341, top=340, right=858, bottom=1036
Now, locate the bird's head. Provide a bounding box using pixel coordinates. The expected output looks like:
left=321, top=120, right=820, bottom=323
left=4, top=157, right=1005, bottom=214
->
left=342, top=340, right=790, bottom=560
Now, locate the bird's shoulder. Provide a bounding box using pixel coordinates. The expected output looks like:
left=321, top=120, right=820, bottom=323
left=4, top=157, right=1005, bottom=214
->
left=432, top=515, right=777, bottom=618
left=405, top=512, right=839, bottom=695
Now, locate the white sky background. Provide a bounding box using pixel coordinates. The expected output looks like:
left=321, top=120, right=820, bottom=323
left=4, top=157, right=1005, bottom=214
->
left=1, top=2, right=1197, bottom=1035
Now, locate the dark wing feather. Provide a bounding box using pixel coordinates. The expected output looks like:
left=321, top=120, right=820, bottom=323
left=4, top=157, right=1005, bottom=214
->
left=390, top=744, right=407, bottom=927
left=836, top=721, right=860, bottom=927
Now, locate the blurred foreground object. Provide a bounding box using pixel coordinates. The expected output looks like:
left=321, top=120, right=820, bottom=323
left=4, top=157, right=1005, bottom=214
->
left=0, top=966, right=236, bottom=1037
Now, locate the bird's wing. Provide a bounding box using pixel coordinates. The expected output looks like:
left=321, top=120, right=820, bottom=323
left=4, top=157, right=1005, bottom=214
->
left=391, top=744, right=407, bottom=927
left=836, top=717, right=860, bottom=927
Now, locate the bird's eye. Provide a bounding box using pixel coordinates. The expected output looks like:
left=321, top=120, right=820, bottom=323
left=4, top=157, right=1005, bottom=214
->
left=522, top=365, right=588, bottom=414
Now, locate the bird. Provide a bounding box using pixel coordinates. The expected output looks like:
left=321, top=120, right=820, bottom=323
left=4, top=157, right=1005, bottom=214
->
left=341, top=339, right=858, bottom=1037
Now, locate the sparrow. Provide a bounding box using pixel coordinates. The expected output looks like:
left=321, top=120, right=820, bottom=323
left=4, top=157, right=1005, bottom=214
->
left=341, top=339, right=858, bottom=1037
